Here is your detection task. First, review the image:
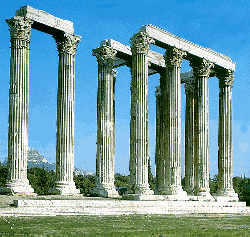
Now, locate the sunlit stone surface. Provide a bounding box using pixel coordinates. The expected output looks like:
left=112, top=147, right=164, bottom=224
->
left=1, top=5, right=239, bottom=205
left=1, top=6, right=81, bottom=195
left=94, top=25, right=238, bottom=202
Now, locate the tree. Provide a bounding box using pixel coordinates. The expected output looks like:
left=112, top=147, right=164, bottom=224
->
left=27, top=167, right=53, bottom=195
left=114, top=173, right=130, bottom=195
left=74, top=175, right=96, bottom=196
left=209, top=174, right=218, bottom=194
left=0, top=165, right=8, bottom=187
left=114, top=173, right=130, bottom=188
left=148, top=157, right=156, bottom=191
left=233, top=176, right=250, bottom=206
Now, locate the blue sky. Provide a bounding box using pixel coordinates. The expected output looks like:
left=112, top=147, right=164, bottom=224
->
left=0, top=0, right=249, bottom=177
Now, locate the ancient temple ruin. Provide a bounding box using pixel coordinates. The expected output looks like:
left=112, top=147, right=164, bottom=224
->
left=1, top=6, right=239, bottom=203
left=0, top=6, right=81, bottom=195
left=92, top=25, right=238, bottom=201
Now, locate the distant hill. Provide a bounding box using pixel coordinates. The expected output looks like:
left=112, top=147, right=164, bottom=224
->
left=27, top=148, right=56, bottom=171
left=2, top=148, right=88, bottom=176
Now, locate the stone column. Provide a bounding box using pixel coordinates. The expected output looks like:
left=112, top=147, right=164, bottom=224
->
left=190, top=58, right=214, bottom=199
left=155, top=85, right=163, bottom=193
left=156, top=47, right=187, bottom=198
left=91, top=45, right=119, bottom=197
left=0, top=17, right=35, bottom=195
left=184, top=77, right=196, bottom=195
left=129, top=32, right=154, bottom=195
left=215, top=69, right=238, bottom=201
left=49, top=33, right=81, bottom=195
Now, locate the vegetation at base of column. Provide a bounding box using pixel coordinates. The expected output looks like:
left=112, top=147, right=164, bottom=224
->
left=208, top=174, right=250, bottom=206
left=73, top=175, right=96, bottom=196
left=148, top=157, right=156, bottom=191
left=209, top=174, right=218, bottom=194
left=27, top=167, right=53, bottom=195
left=114, top=173, right=130, bottom=195
left=233, top=176, right=250, bottom=206
left=0, top=165, right=8, bottom=187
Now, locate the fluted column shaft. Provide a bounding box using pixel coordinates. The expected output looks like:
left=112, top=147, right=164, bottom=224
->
left=155, top=85, right=163, bottom=192
left=92, top=45, right=119, bottom=197
left=1, top=17, right=35, bottom=194
left=184, top=79, right=196, bottom=194
left=157, top=47, right=187, bottom=196
left=129, top=32, right=154, bottom=195
left=190, top=58, right=213, bottom=197
left=50, top=33, right=81, bottom=195
left=216, top=69, right=238, bottom=199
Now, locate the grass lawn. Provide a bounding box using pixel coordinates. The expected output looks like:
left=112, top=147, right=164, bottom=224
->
left=0, top=214, right=250, bottom=236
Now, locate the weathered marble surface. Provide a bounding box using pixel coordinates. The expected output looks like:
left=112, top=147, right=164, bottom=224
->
left=3, top=198, right=249, bottom=216
left=140, top=24, right=236, bottom=70
left=15, top=5, right=74, bottom=34
left=96, top=25, right=238, bottom=202
left=2, top=6, right=81, bottom=196
left=92, top=45, right=119, bottom=198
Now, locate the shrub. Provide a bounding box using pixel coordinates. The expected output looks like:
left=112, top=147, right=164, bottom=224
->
left=27, top=167, right=53, bottom=195
left=74, top=175, right=96, bottom=196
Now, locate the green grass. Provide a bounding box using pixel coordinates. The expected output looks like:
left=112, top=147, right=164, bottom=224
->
left=1, top=215, right=250, bottom=236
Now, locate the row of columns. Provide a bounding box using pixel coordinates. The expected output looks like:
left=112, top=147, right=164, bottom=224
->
left=1, top=17, right=238, bottom=200
left=0, top=16, right=80, bottom=195
left=183, top=64, right=237, bottom=199
left=93, top=32, right=238, bottom=200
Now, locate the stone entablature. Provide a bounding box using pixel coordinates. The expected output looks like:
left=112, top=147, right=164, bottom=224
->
left=100, top=39, right=216, bottom=78
left=140, top=24, right=236, bottom=71
left=15, top=5, right=74, bottom=35
left=101, top=39, right=166, bottom=73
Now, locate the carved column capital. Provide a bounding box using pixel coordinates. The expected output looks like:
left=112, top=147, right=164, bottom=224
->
left=92, top=45, right=117, bottom=67
left=217, top=68, right=234, bottom=86
left=54, top=33, right=81, bottom=55
left=6, top=17, right=33, bottom=42
left=183, top=77, right=196, bottom=93
left=130, top=32, right=154, bottom=54
left=190, top=58, right=214, bottom=78
left=165, top=47, right=187, bottom=68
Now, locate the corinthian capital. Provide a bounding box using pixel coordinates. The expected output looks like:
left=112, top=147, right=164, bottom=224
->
left=165, top=47, right=187, bottom=68
left=130, top=32, right=154, bottom=54
left=216, top=68, right=234, bottom=86
left=6, top=17, right=33, bottom=42
left=184, top=77, right=196, bottom=93
left=92, top=45, right=117, bottom=67
left=189, top=58, right=214, bottom=78
left=54, top=33, right=81, bottom=55
left=224, top=70, right=234, bottom=86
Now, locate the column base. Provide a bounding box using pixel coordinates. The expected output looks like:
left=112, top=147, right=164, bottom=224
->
left=91, top=183, right=120, bottom=198
left=49, top=181, right=80, bottom=196
left=127, top=184, right=154, bottom=195
left=122, top=194, right=156, bottom=200
left=155, top=186, right=188, bottom=200
left=184, top=188, right=195, bottom=196
left=0, top=179, right=35, bottom=195
left=213, top=188, right=239, bottom=202
left=192, top=188, right=214, bottom=201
